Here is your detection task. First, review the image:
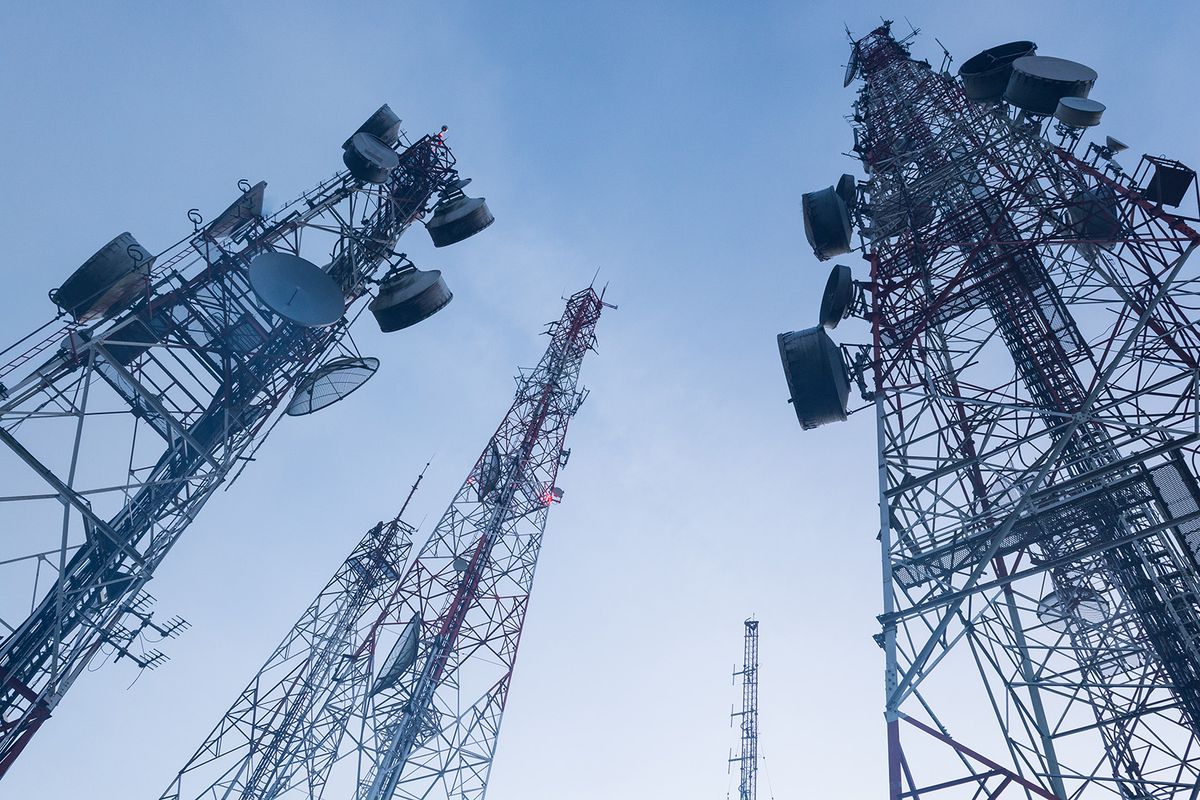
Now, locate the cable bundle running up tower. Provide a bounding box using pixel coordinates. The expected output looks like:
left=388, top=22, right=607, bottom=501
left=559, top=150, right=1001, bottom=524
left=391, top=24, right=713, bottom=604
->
left=730, top=619, right=759, bottom=800
left=161, top=285, right=608, bottom=800
left=0, top=103, right=494, bottom=778
left=782, top=22, right=1200, bottom=799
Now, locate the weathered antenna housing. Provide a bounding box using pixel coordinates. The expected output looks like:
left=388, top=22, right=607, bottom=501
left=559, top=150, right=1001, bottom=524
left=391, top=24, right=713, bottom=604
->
left=777, top=326, right=850, bottom=429
left=958, top=40, right=1037, bottom=101
left=52, top=232, right=153, bottom=321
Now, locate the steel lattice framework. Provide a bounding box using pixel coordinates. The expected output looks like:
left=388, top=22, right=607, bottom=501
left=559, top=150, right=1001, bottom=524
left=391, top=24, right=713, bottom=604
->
left=731, top=619, right=759, bottom=800
left=161, top=285, right=606, bottom=800
left=818, top=23, right=1200, bottom=799
left=0, top=111, right=475, bottom=777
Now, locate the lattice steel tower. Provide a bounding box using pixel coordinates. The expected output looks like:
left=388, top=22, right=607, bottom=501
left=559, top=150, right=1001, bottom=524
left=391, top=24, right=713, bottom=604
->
left=731, top=619, right=759, bottom=800
left=0, top=104, right=494, bottom=777
left=780, top=22, right=1200, bottom=799
left=161, top=285, right=607, bottom=800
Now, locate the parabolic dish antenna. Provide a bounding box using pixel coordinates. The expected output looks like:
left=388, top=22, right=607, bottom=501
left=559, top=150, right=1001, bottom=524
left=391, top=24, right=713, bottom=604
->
left=819, top=265, right=854, bottom=329
left=285, top=356, right=380, bottom=416
left=248, top=252, right=345, bottom=327
left=1105, top=135, right=1129, bottom=154
left=843, top=44, right=860, bottom=88
left=478, top=442, right=502, bottom=500
left=374, top=614, right=421, bottom=693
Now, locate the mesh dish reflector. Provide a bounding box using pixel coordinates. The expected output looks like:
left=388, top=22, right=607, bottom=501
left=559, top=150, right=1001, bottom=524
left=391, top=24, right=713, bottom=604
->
left=1037, top=587, right=1110, bottom=632
left=375, top=614, right=421, bottom=694
left=285, top=356, right=380, bottom=416
left=777, top=327, right=850, bottom=429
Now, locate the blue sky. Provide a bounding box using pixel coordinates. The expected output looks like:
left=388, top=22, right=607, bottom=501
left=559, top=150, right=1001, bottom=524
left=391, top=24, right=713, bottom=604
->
left=2, top=1, right=1199, bottom=797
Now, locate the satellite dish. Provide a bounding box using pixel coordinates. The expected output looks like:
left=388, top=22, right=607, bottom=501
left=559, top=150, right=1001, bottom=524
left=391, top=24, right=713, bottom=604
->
left=843, top=44, right=860, bottom=88
left=819, top=265, right=855, bottom=329
left=426, top=191, right=495, bottom=247
left=478, top=442, right=502, bottom=500
left=248, top=252, right=345, bottom=327
left=1105, top=135, right=1129, bottom=154
left=343, top=132, right=400, bottom=184
left=369, top=268, right=453, bottom=332
left=285, top=356, right=380, bottom=416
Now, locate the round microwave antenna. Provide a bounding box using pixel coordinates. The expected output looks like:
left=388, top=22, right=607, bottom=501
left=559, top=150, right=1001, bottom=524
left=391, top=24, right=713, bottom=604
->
left=1054, top=96, right=1105, bottom=128
left=802, top=186, right=853, bottom=261
left=776, top=326, right=850, bottom=429
left=1004, top=55, right=1097, bottom=116
left=343, top=132, right=400, bottom=184
left=1105, top=135, right=1129, bottom=154
left=369, top=267, right=453, bottom=332
left=957, top=40, right=1037, bottom=101
left=819, top=265, right=855, bottom=329
left=426, top=192, right=495, bottom=248
left=285, top=356, right=380, bottom=416
left=248, top=252, right=345, bottom=327
left=52, top=232, right=154, bottom=321
left=478, top=442, right=502, bottom=499
left=843, top=44, right=860, bottom=87
left=835, top=173, right=858, bottom=211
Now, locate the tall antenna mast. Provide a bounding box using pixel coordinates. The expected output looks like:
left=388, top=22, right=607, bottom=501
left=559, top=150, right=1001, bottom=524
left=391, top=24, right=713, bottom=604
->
left=160, top=286, right=606, bottom=800
left=731, top=619, right=759, bottom=800
left=783, top=21, right=1200, bottom=799
left=0, top=105, right=494, bottom=778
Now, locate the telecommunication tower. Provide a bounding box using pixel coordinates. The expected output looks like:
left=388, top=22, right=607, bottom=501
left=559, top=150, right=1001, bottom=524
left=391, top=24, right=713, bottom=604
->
left=0, top=103, right=494, bottom=777
left=161, top=285, right=607, bottom=800
left=781, top=22, right=1200, bottom=799
left=730, top=619, right=759, bottom=800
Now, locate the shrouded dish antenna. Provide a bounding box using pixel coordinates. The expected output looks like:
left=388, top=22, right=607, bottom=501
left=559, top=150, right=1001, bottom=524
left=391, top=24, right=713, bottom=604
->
left=374, top=614, right=420, bottom=693
left=426, top=177, right=495, bottom=247
left=344, top=104, right=402, bottom=149
left=958, top=40, right=1037, bottom=101
left=343, top=132, right=400, bottom=184
left=52, top=232, right=154, bottom=322
left=248, top=252, right=345, bottom=327
left=777, top=326, right=850, bottom=429
left=1004, top=56, right=1097, bottom=116
left=802, top=186, right=853, bottom=261
left=369, top=267, right=453, bottom=333
left=208, top=181, right=266, bottom=238
left=1105, top=135, right=1129, bottom=154
left=1054, top=97, right=1105, bottom=128
left=819, top=265, right=855, bottom=329
left=836, top=173, right=858, bottom=211
left=285, top=356, right=380, bottom=416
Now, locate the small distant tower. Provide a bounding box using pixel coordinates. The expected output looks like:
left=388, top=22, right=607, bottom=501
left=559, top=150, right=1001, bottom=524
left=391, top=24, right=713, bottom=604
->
left=731, top=619, right=759, bottom=800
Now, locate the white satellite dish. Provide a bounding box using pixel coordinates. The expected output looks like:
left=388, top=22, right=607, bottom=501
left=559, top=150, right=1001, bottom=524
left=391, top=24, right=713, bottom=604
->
left=248, top=252, right=344, bottom=327
left=285, top=356, right=380, bottom=416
